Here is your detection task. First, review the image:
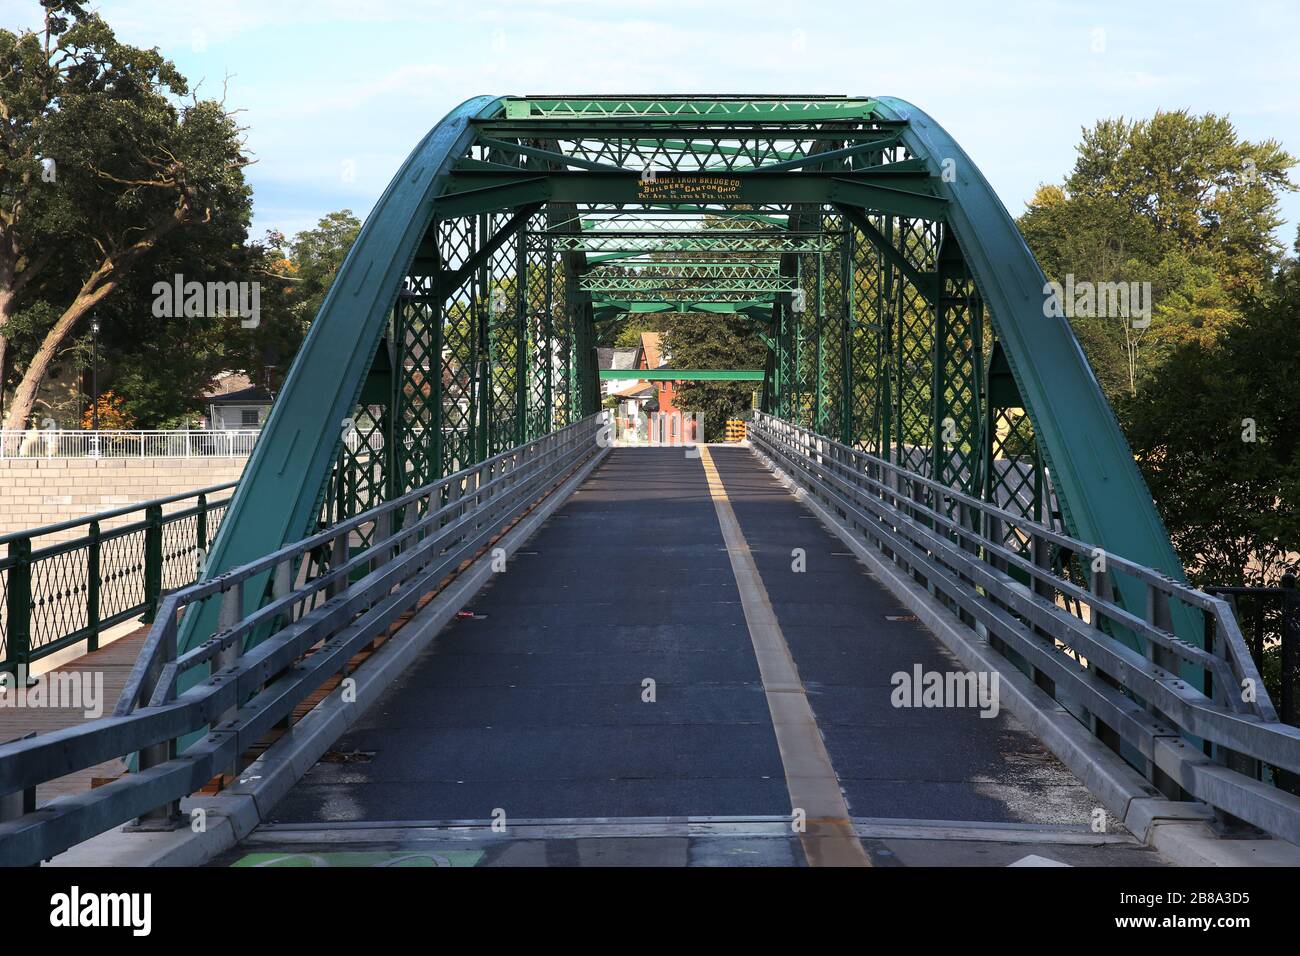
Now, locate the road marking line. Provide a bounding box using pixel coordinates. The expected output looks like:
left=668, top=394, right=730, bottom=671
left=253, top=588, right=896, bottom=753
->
left=696, top=444, right=870, bottom=868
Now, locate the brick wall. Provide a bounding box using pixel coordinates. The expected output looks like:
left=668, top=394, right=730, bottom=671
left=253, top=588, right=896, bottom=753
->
left=0, top=457, right=248, bottom=543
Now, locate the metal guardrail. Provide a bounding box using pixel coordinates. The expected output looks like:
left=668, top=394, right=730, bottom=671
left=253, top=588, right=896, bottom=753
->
left=1207, top=577, right=1299, bottom=792
left=0, top=415, right=604, bottom=866
left=1, top=485, right=237, bottom=674
left=750, top=411, right=1300, bottom=844
left=0, top=430, right=261, bottom=459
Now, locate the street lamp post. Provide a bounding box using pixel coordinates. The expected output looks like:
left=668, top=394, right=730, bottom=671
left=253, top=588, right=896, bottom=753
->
left=90, top=315, right=100, bottom=430
left=90, top=314, right=100, bottom=455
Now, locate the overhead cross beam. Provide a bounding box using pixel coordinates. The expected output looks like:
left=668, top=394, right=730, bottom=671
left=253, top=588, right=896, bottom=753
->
left=599, top=369, right=765, bottom=381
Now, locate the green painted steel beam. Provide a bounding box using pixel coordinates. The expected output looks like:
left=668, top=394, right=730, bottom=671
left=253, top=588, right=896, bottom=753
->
left=592, top=295, right=775, bottom=311
left=437, top=172, right=945, bottom=219
left=599, top=369, right=765, bottom=381
left=476, top=124, right=900, bottom=142
left=500, top=97, right=879, bottom=121
left=585, top=261, right=784, bottom=272
left=538, top=231, right=837, bottom=254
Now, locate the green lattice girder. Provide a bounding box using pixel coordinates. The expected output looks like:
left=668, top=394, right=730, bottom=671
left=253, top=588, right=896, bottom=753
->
left=435, top=170, right=946, bottom=220
left=500, top=97, right=880, bottom=121
left=580, top=261, right=797, bottom=298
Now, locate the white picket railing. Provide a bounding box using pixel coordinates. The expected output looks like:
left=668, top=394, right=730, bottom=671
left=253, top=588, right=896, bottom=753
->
left=0, top=429, right=261, bottom=459
left=0, top=427, right=457, bottom=459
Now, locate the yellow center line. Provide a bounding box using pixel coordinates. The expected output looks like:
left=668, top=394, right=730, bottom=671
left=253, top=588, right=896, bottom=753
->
left=696, top=444, right=870, bottom=868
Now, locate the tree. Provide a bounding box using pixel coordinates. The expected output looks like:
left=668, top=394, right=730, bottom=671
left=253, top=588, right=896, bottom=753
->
left=0, top=2, right=252, bottom=428
left=662, top=310, right=765, bottom=441
left=1125, top=233, right=1300, bottom=588
left=80, top=389, right=131, bottom=429
left=1018, top=111, right=1295, bottom=403
left=605, top=313, right=662, bottom=349
left=1068, top=112, right=1293, bottom=299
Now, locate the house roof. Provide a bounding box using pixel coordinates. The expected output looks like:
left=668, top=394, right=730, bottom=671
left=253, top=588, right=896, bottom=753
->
left=597, top=346, right=639, bottom=371
left=204, top=372, right=254, bottom=398
left=638, top=332, right=665, bottom=370
left=208, top=385, right=273, bottom=406
left=204, top=372, right=273, bottom=405
left=612, top=380, right=654, bottom=399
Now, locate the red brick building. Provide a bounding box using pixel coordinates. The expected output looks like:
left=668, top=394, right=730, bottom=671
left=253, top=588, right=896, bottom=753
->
left=636, top=332, right=680, bottom=415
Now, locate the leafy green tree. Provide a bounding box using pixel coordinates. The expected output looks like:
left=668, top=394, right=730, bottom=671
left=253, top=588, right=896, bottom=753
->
left=243, top=211, right=361, bottom=393
left=608, top=313, right=663, bottom=348
left=0, top=2, right=252, bottom=428
left=1019, top=111, right=1295, bottom=402
left=1124, top=233, right=1300, bottom=588
left=1068, top=112, right=1293, bottom=298
left=662, top=310, right=765, bottom=441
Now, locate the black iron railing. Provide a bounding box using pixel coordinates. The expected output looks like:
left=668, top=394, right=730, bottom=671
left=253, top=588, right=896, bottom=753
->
left=0, top=484, right=236, bottom=674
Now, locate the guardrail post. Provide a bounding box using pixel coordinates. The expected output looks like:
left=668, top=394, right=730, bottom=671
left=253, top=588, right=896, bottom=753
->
left=327, top=532, right=348, bottom=598
left=134, top=616, right=181, bottom=828
left=87, top=520, right=101, bottom=653
left=1277, top=574, right=1300, bottom=795
left=213, top=580, right=245, bottom=777
left=373, top=510, right=392, bottom=570
left=196, top=492, right=209, bottom=560
left=142, top=503, right=163, bottom=623
left=1143, top=582, right=1187, bottom=800
left=4, top=538, right=32, bottom=678
left=1028, top=533, right=1057, bottom=695
left=402, top=501, right=418, bottom=553
left=268, top=558, right=298, bottom=726
left=1145, top=583, right=1178, bottom=678
left=1281, top=574, right=1298, bottom=728
left=984, top=512, right=1006, bottom=575
left=1030, top=533, right=1053, bottom=602
left=0, top=732, right=37, bottom=863
left=273, top=558, right=294, bottom=625
left=466, top=468, right=480, bottom=536
left=1089, top=566, right=1112, bottom=631
left=955, top=501, right=978, bottom=628
left=445, top=474, right=462, bottom=542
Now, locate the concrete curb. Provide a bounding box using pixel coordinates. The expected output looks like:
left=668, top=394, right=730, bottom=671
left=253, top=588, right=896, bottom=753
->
left=50, top=447, right=610, bottom=867
left=751, top=444, right=1300, bottom=867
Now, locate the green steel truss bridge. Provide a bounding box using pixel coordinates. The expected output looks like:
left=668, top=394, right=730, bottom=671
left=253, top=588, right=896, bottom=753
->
left=212, top=95, right=1179, bottom=583
left=2, top=96, right=1299, bottom=868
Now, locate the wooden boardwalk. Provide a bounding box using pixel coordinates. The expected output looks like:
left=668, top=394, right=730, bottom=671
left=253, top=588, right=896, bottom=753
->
left=1, top=626, right=147, bottom=804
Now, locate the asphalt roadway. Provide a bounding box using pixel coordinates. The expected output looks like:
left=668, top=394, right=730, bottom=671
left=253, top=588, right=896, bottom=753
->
left=214, top=446, right=1166, bottom=867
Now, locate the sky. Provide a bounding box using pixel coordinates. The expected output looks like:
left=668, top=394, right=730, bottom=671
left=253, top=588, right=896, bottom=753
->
left=6, top=0, right=1299, bottom=244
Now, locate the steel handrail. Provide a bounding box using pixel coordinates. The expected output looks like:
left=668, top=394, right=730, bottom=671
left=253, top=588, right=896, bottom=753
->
left=751, top=411, right=1300, bottom=843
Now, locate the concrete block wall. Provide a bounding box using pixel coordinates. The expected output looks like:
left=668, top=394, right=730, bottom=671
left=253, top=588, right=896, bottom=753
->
left=0, top=457, right=248, bottom=544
